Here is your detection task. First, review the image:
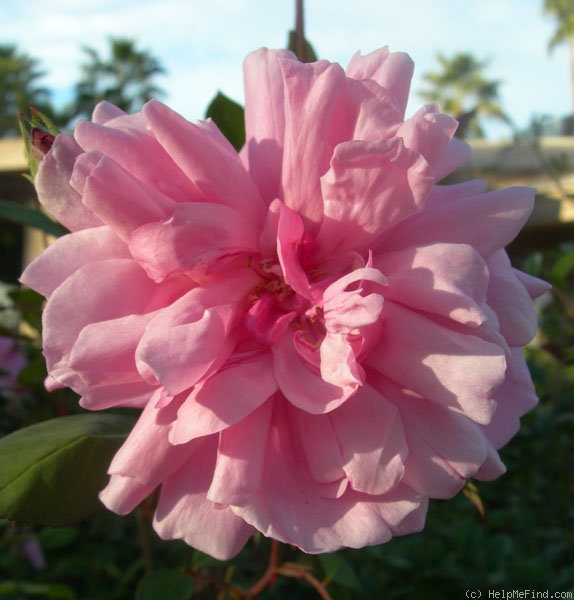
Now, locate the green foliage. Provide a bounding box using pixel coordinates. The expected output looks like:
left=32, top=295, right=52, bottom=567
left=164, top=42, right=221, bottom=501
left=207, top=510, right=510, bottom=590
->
left=205, top=92, right=246, bottom=151
left=66, top=37, right=165, bottom=123
left=419, top=53, right=511, bottom=138
left=317, top=553, right=360, bottom=590
left=287, top=30, right=317, bottom=63
left=544, top=0, right=574, bottom=53
left=136, top=570, right=194, bottom=600
left=0, top=580, right=76, bottom=599
left=8, top=287, right=45, bottom=335
left=0, top=414, right=134, bottom=526
left=0, top=45, right=54, bottom=137
left=0, top=200, right=67, bottom=238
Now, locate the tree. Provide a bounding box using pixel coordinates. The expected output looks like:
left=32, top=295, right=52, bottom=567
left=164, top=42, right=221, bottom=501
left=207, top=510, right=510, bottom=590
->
left=67, top=37, right=165, bottom=123
left=419, top=52, right=511, bottom=139
left=0, top=45, right=53, bottom=137
left=544, top=0, right=574, bottom=112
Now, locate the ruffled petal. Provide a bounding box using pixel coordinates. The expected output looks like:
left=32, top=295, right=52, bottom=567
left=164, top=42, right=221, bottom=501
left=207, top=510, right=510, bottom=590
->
left=273, top=331, right=352, bottom=414
left=100, top=395, right=193, bottom=513
left=153, top=438, right=256, bottom=560
left=242, top=48, right=295, bottom=203
left=91, top=100, right=126, bottom=124
left=169, top=352, right=277, bottom=444
left=433, top=136, right=473, bottom=181
left=396, top=105, right=458, bottom=173
left=376, top=377, right=488, bottom=498
left=375, top=242, right=489, bottom=326
left=381, top=186, right=535, bottom=258
left=35, top=134, right=102, bottom=231
left=346, top=48, right=414, bottom=116
left=366, top=301, right=506, bottom=424
left=142, top=100, right=266, bottom=227
left=135, top=269, right=257, bottom=394
left=75, top=153, right=176, bottom=241
left=486, top=250, right=539, bottom=346
left=136, top=300, right=238, bottom=395
left=65, top=313, right=156, bottom=401
left=330, top=384, right=407, bottom=495
left=74, top=112, right=194, bottom=204
left=276, top=203, right=312, bottom=298
left=42, top=259, right=166, bottom=379
left=294, top=409, right=346, bottom=485
left=317, top=138, right=433, bottom=256
left=20, top=227, right=129, bottom=297
left=279, top=57, right=353, bottom=230
left=320, top=267, right=386, bottom=387
left=207, top=400, right=273, bottom=505
left=482, top=347, right=538, bottom=448
left=130, top=202, right=259, bottom=282
left=230, top=400, right=394, bottom=553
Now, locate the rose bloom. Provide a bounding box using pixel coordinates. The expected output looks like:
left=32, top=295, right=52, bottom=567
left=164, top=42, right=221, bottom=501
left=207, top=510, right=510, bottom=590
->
left=21, top=47, right=548, bottom=560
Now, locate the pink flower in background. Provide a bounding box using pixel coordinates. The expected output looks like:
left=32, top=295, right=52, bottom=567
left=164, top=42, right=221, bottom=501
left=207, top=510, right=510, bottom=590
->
left=0, top=336, right=26, bottom=393
left=21, top=47, right=548, bottom=560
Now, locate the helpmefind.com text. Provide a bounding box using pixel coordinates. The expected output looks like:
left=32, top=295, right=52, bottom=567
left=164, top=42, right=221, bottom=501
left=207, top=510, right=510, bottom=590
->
left=465, top=591, right=573, bottom=599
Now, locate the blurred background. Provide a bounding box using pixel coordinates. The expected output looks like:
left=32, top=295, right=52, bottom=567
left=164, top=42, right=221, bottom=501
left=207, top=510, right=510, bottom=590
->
left=0, top=1, right=572, bottom=598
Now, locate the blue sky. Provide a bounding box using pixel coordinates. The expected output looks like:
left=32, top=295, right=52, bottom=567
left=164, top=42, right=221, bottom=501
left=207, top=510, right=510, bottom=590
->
left=1, top=0, right=570, bottom=139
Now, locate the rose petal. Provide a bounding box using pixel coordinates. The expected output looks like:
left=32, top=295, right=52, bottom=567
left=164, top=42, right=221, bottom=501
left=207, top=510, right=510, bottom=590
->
left=242, top=48, right=295, bottom=204
left=317, top=138, right=433, bottom=255
left=36, top=134, right=102, bottom=231
left=169, top=352, right=277, bottom=444
left=366, top=301, right=506, bottom=424
left=20, top=227, right=129, bottom=297
left=346, top=47, right=414, bottom=116
left=153, top=438, right=256, bottom=560
left=130, top=202, right=258, bottom=282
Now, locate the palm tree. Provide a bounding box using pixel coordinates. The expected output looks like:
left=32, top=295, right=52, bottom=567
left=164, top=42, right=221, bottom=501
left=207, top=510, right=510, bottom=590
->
left=544, top=0, right=574, bottom=112
left=0, top=45, right=53, bottom=137
left=67, top=37, right=165, bottom=123
left=419, top=52, right=511, bottom=138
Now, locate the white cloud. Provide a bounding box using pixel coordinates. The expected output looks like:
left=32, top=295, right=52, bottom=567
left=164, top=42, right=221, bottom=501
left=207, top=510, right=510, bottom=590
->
left=1, top=0, right=570, bottom=136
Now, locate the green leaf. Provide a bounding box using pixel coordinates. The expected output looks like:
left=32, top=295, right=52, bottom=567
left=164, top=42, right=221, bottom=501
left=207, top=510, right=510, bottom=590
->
left=287, top=30, right=318, bottom=62
left=551, top=249, right=574, bottom=285
left=38, top=526, right=78, bottom=550
left=0, top=581, right=76, bottom=599
left=136, top=569, right=194, bottom=600
left=192, top=549, right=226, bottom=568
left=9, top=287, right=45, bottom=334
left=0, top=413, right=135, bottom=526
left=317, top=553, right=360, bottom=589
left=0, top=199, right=67, bottom=237
left=205, top=92, right=245, bottom=151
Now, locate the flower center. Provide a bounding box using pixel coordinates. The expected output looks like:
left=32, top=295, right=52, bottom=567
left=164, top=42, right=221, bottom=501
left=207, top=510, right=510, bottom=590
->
left=244, top=255, right=318, bottom=347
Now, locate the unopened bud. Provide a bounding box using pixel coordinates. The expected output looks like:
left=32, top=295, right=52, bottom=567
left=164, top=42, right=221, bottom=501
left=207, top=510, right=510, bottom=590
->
left=31, top=128, right=55, bottom=155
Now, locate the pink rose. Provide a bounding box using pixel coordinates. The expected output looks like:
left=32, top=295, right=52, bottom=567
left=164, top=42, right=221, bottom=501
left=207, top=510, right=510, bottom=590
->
left=21, top=47, right=548, bottom=560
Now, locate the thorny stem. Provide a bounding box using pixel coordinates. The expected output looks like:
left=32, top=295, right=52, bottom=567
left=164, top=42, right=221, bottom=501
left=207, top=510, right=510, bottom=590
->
left=184, top=540, right=333, bottom=599
left=246, top=538, right=280, bottom=597
left=276, top=563, right=334, bottom=600
left=246, top=540, right=333, bottom=600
